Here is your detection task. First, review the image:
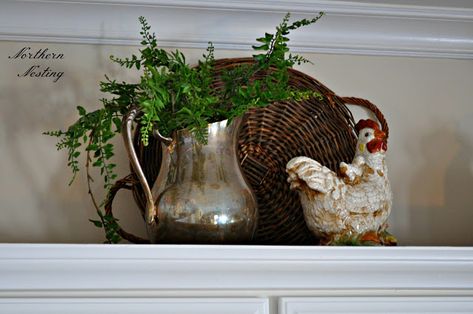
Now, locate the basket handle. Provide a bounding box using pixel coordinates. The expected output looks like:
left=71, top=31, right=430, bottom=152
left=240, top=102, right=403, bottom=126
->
left=104, top=174, right=150, bottom=244
left=341, top=96, right=389, bottom=140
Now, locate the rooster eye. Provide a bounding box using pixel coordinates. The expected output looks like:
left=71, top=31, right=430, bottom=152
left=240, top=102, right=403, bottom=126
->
left=364, top=132, right=370, bottom=137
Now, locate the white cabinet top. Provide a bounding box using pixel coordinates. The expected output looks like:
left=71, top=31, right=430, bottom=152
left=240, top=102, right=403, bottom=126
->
left=1, top=244, right=472, bottom=295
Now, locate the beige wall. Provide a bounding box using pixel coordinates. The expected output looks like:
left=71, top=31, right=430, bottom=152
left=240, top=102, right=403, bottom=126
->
left=1, top=41, right=472, bottom=245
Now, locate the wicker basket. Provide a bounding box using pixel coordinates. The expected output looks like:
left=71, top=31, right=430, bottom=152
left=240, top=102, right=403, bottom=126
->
left=104, top=57, right=388, bottom=245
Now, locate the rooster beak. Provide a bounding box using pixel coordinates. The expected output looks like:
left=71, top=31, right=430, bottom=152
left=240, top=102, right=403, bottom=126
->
left=374, top=129, right=386, bottom=139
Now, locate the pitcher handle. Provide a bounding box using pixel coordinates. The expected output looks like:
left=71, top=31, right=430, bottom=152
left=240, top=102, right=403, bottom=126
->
left=122, top=107, right=172, bottom=225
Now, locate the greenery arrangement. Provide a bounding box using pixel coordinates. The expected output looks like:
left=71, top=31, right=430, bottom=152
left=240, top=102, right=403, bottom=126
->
left=46, top=13, right=324, bottom=242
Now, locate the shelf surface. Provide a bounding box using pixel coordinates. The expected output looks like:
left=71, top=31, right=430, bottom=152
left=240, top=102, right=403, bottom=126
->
left=1, top=244, right=473, bottom=296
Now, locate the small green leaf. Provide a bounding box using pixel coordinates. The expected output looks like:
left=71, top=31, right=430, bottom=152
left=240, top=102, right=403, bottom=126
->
left=77, top=106, right=86, bottom=116
left=111, top=234, right=122, bottom=244
left=252, top=44, right=269, bottom=51
left=93, top=159, right=103, bottom=167
left=112, top=117, right=121, bottom=131
left=89, top=219, right=103, bottom=228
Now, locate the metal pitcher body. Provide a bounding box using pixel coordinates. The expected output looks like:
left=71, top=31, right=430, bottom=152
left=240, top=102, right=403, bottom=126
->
left=123, top=110, right=258, bottom=244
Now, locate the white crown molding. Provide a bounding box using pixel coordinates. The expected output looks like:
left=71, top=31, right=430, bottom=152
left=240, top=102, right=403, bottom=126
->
left=1, top=0, right=473, bottom=59
left=1, top=244, right=473, bottom=296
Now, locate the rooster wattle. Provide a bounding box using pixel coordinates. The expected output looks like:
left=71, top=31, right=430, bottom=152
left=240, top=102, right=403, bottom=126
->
left=286, top=119, right=396, bottom=245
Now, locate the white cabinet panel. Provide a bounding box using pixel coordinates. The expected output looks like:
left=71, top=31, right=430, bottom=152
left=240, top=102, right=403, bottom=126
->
left=0, top=298, right=269, bottom=314
left=279, top=297, right=473, bottom=314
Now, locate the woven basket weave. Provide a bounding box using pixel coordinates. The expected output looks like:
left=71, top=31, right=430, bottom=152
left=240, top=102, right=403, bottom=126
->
left=104, top=57, right=388, bottom=245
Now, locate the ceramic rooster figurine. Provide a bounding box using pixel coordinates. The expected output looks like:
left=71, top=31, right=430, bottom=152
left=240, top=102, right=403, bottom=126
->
left=286, top=119, right=396, bottom=245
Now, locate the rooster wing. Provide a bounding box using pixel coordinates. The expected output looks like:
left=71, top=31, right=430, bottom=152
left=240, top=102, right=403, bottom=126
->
left=286, top=157, right=344, bottom=195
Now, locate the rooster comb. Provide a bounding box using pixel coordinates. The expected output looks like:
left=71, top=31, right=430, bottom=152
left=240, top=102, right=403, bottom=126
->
left=355, top=119, right=380, bottom=134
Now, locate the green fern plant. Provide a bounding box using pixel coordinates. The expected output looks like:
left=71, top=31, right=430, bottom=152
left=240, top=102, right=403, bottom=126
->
left=45, top=13, right=324, bottom=242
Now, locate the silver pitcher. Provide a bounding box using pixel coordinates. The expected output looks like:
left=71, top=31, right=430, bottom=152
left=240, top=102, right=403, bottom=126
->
left=123, top=108, right=258, bottom=244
